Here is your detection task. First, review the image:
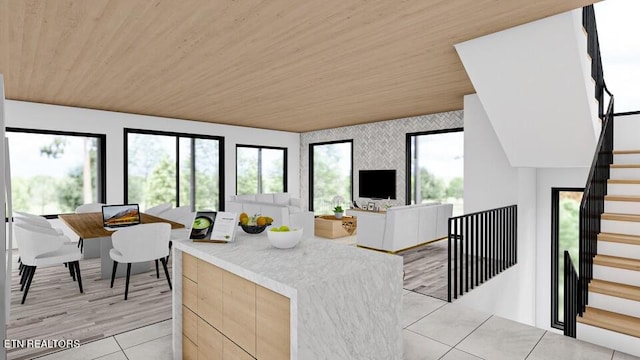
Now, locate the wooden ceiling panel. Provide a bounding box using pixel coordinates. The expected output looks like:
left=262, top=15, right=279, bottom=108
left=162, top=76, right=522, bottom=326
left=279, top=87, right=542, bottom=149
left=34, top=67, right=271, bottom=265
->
left=0, top=0, right=599, bottom=132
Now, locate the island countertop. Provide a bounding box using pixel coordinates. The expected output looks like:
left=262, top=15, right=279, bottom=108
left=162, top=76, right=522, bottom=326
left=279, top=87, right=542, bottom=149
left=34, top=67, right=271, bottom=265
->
left=172, top=232, right=403, bottom=360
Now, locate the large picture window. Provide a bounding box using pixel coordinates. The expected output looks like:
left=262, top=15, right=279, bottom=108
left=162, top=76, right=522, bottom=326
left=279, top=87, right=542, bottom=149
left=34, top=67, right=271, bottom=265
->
left=551, top=187, right=583, bottom=330
left=236, top=145, right=287, bottom=195
left=309, top=140, right=353, bottom=214
left=125, top=129, right=224, bottom=211
left=6, top=128, right=106, bottom=216
left=407, top=128, right=464, bottom=216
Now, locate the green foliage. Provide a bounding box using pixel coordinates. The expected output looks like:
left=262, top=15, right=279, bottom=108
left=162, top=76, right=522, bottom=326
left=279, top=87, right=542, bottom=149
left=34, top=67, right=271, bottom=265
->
left=446, top=177, right=463, bottom=198
left=557, top=196, right=581, bottom=320
left=312, top=145, right=350, bottom=212
left=419, top=168, right=446, bottom=201
left=333, top=205, right=343, bottom=213
left=237, top=148, right=259, bottom=195
left=39, top=137, right=68, bottom=159
left=146, top=155, right=176, bottom=206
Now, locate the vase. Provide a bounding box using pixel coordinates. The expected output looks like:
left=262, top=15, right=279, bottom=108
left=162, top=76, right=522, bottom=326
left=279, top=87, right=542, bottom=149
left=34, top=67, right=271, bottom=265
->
left=334, top=212, right=344, bottom=219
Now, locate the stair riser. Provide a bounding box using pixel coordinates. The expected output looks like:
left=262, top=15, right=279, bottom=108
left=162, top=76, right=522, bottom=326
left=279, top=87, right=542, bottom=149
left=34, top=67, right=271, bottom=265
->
left=597, top=241, right=640, bottom=259
left=593, top=265, right=640, bottom=287
left=577, top=323, right=640, bottom=357
left=601, top=219, right=640, bottom=236
left=613, top=154, right=640, bottom=164
left=610, top=168, right=640, bottom=180
left=607, top=184, right=640, bottom=196
left=604, top=200, right=640, bottom=214
left=588, top=292, right=640, bottom=318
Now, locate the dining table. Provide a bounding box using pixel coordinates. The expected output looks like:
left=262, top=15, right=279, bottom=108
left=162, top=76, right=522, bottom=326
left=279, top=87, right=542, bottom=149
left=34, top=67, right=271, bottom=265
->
left=58, top=212, right=185, bottom=279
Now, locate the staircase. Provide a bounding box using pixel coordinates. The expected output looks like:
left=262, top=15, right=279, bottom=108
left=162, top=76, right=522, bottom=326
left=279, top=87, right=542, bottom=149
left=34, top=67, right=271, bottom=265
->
left=576, top=150, right=640, bottom=356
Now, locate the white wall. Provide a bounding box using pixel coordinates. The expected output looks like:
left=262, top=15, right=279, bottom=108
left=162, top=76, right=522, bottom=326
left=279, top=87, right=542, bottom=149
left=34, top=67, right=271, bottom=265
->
left=456, top=9, right=598, bottom=168
left=463, top=95, right=518, bottom=213
left=534, top=167, right=589, bottom=332
left=613, top=113, right=640, bottom=150
left=5, top=100, right=301, bottom=206
left=459, top=94, right=537, bottom=324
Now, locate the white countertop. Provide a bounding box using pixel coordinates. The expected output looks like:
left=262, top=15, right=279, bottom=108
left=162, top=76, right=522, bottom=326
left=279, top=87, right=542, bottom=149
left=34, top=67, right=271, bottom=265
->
left=173, top=231, right=401, bottom=297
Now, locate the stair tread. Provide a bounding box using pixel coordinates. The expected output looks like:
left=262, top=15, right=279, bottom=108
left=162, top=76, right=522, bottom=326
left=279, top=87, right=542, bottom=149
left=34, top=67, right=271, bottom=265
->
left=613, top=150, right=640, bottom=155
left=598, top=232, right=640, bottom=245
left=605, top=194, right=640, bottom=202
left=611, top=164, right=640, bottom=168
left=590, top=279, right=640, bottom=302
left=608, top=179, right=640, bottom=185
left=601, top=213, right=640, bottom=222
left=578, top=307, right=640, bottom=338
left=594, top=254, right=640, bottom=271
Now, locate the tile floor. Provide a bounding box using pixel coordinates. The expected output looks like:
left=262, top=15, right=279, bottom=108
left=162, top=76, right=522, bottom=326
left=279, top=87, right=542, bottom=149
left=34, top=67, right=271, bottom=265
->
left=36, top=290, right=639, bottom=360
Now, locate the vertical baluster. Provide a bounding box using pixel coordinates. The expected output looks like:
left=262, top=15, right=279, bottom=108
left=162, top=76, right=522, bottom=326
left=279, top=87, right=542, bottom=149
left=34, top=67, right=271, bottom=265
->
left=459, top=217, right=464, bottom=297
left=453, top=217, right=458, bottom=299
left=465, top=215, right=469, bottom=293
left=448, top=218, right=452, bottom=302
left=475, top=212, right=479, bottom=287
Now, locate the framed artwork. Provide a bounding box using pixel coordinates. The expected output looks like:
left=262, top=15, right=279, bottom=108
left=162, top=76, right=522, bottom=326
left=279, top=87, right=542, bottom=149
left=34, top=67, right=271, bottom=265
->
left=367, top=202, right=375, bottom=211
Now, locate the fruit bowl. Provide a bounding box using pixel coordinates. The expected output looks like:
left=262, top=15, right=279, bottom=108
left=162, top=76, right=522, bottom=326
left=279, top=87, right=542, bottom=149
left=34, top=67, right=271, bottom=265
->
left=239, top=224, right=269, bottom=234
left=267, top=227, right=303, bottom=249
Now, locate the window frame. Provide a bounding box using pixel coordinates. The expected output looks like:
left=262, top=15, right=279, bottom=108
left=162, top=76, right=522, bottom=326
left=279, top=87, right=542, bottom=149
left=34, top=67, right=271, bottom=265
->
left=405, top=127, right=464, bottom=205
left=550, top=187, right=584, bottom=330
left=6, top=127, right=107, bottom=218
left=308, top=139, right=354, bottom=212
left=123, top=128, right=225, bottom=211
left=235, top=144, right=288, bottom=195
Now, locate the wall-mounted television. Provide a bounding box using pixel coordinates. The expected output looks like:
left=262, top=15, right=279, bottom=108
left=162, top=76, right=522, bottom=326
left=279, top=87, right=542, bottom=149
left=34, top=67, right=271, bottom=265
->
left=359, top=170, right=396, bottom=199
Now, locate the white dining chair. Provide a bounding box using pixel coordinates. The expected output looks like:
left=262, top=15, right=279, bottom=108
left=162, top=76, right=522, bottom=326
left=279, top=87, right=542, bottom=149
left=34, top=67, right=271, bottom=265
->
left=145, top=202, right=172, bottom=216
left=13, top=212, right=70, bottom=275
left=14, top=223, right=84, bottom=304
left=75, top=202, right=106, bottom=252
left=158, top=206, right=195, bottom=262
left=109, top=223, right=172, bottom=300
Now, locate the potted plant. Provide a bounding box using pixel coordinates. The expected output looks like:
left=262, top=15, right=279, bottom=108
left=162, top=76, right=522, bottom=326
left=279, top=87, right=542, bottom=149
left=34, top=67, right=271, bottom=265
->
left=333, top=205, right=344, bottom=219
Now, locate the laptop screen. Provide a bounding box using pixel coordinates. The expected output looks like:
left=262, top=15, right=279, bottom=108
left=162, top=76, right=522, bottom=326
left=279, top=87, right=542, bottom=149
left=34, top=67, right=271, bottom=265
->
left=102, top=204, right=141, bottom=228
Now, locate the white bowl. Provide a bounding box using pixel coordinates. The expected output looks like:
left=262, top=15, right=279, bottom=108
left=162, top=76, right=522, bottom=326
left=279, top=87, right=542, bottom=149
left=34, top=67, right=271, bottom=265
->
left=267, top=228, right=303, bottom=249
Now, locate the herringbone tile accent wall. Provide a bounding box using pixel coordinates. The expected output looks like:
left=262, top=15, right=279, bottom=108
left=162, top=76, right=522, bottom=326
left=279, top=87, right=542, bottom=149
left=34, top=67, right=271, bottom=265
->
left=300, top=110, right=464, bottom=209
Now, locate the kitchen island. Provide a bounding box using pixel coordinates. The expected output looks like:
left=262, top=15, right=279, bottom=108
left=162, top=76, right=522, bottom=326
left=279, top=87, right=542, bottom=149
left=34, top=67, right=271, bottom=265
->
left=172, top=232, right=403, bottom=360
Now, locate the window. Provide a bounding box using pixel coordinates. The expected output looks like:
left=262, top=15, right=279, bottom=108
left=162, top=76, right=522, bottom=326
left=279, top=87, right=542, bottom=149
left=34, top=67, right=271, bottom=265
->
left=6, top=128, right=106, bottom=216
left=125, top=129, right=224, bottom=211
left=406, top=128, right=464, bottom=216
left=309, top=140, right=353, bottom=214
left=551, top=188, right=583, bottom=330
left=236, top=145, right=287, bottom=195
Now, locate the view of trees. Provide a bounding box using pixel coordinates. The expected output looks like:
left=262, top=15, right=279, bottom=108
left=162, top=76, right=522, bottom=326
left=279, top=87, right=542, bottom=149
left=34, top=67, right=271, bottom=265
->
left=413, top=168, right=463, bottom=202
left=236, top=147, right=285, bottom=195
left=312, top=142, right=351, bottom=214
left=127, top=133, right=221, bottom=211
left=9, top=132, right=99, bottom=215
left=557, top=192, right=582, bottom=321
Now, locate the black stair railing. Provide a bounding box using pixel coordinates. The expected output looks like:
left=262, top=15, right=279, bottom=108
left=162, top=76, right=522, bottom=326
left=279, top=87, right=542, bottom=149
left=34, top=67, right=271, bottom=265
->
left=447, top=205, right=517, bottom=301
left=563, top=5, right=616, bottom=337
left=564, top=251, right=579, bottom=337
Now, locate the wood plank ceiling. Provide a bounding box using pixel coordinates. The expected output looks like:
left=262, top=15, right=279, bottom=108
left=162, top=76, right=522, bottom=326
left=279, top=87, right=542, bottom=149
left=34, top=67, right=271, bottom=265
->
left=0, top=0, right=599, bottom=132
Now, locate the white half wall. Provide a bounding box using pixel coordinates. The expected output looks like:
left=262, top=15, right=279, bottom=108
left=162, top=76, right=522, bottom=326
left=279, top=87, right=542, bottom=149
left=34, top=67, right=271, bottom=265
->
left=535, top=167, right=589, bottom=332
left=456, top=9, right=598, bottom=168
left=5, top=100, right=301, bottom=206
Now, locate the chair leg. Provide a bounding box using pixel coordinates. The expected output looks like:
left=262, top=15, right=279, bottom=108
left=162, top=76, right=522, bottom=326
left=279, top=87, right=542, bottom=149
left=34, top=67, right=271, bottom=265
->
left=78, top=237, right=84, bottom=253
left=73, top=261, right=83, bottom=294
left=155, top=259, right=160, bottom=279
left=21, top=266, right=36, bottom=304
left=20, top=266, right=31, bottom=290
left=166, top=240, right=173, bottom=263
left=160, top=257, right=172, bottom=290
left=124, top=263, right=132, bottom=300
left=64, top=262, right=68, bottom=268
left=19, top=263, right=24, bottom=275
left=110, top=261, right=118, bottom=288
left=69, top=262, right=76, bottom=281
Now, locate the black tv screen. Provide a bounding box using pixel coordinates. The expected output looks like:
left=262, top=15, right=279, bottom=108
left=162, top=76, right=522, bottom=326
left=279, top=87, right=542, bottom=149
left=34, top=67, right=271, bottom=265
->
left=359, top=170, right=396, bottom=199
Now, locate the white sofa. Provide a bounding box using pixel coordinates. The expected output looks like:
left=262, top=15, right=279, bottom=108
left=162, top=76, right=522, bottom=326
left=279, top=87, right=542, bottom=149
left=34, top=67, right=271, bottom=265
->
left=348, top=202, right=453, bottom=252
left=225, top=193, right=315, bottom=238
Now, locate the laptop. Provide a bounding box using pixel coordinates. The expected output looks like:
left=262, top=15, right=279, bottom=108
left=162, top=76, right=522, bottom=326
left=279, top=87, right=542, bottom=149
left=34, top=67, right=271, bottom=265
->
left=102, top=204, right=141, bottom=230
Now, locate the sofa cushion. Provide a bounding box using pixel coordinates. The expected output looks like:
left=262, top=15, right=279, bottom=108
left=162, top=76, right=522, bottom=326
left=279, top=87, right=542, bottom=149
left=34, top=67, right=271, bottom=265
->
left=237, top=194, right=257, bottom=202
left=273, top=193, right=291, bottom=205
left=255, top=193, right=275, bottom=203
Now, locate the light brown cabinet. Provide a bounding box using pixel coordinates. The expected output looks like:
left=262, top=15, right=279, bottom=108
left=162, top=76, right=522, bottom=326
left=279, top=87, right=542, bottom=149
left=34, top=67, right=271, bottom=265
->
left=182, top=252, right=291, bottom=360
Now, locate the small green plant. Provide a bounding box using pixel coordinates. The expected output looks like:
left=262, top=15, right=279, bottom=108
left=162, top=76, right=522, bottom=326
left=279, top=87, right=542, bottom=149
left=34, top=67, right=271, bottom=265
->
left=333, top=205, right=344, bottom=213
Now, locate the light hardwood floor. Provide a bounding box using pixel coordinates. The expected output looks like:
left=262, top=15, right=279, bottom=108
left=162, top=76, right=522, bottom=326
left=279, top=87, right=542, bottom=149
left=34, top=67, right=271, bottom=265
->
left=6, top=255, right=172, bottom=360
left=400, top=239, right=449, bottom=301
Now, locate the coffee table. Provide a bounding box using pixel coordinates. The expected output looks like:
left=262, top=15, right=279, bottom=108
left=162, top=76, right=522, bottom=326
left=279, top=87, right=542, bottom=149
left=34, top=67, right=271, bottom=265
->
left=314, top=215, right=357, bottom=239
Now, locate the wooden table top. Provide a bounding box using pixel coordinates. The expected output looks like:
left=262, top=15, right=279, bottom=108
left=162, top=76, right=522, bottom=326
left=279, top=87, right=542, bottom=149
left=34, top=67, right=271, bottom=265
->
left=59, top=212, right=185, bottom=239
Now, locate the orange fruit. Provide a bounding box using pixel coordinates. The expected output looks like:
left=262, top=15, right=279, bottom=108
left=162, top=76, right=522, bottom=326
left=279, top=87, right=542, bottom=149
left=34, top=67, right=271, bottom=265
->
left=256, top=217, right=267, bottom=226
left=264, top=216, right=273, bottom=225
left=239, top=212, right=249, bottom=225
